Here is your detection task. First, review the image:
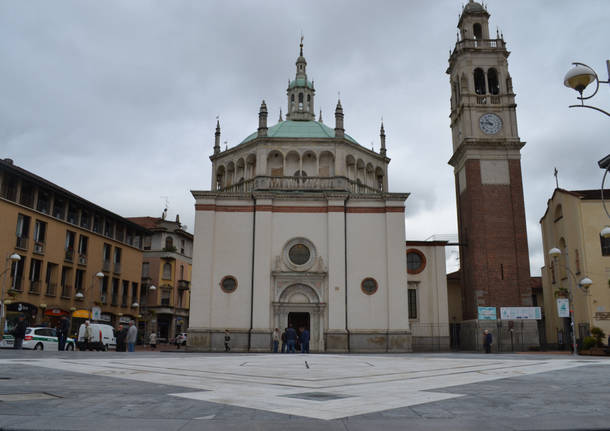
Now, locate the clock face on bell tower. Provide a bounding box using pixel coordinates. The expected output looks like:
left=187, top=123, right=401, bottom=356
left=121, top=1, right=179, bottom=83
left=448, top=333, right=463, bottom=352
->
left=446, top=1, right=533, bottom=322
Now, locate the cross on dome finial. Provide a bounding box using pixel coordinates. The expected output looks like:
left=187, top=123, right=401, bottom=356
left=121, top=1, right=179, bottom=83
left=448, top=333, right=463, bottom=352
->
left=300, top=34, right=304, bottom=56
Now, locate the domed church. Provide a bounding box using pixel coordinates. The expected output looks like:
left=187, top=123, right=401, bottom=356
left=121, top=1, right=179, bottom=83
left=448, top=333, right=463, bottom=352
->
left=188, top=40, right=448, bottom=352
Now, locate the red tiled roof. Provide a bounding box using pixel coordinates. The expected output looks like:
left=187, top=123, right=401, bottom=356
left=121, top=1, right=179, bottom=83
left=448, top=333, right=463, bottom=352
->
left=127, top=216, right=163, bottom=230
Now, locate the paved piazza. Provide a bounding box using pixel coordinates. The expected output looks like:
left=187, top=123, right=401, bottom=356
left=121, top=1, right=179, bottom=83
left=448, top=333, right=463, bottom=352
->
left=0, top=352, right=609, bottom=430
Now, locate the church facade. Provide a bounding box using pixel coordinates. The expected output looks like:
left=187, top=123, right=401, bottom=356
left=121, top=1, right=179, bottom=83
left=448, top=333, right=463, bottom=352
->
left=188, top=42, right=419, bottom=352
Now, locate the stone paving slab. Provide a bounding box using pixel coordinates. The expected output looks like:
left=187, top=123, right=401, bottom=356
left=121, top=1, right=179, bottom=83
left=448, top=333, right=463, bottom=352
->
left=0, top=351, right=608, bottom=430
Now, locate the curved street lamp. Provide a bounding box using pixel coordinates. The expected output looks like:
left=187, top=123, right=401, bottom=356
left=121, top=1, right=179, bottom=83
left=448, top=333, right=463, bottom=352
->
left=548, top=247, right=593, bottom=356
left=564, top=61, right=610, bottom=234
left=564, top=61, right=610, bottom=116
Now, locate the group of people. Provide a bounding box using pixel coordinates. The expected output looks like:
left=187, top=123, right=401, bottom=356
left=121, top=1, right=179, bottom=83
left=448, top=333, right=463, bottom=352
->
left=111, top=321, right=138, bottom=352
left=273, top=326, right=310, bottom=353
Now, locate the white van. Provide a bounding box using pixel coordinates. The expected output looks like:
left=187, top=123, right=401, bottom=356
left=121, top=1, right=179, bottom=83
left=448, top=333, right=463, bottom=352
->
left=77, top=323, right=116, bottom=351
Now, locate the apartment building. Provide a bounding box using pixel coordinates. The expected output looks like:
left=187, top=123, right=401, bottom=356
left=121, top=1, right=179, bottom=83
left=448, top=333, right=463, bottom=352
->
left=128, top=214, right=192, bottom=342
left=0, top=158, right=148, bottom=337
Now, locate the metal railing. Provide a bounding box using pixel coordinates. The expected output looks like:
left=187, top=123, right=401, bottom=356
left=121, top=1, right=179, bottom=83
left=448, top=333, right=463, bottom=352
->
left=34, top=241, right=45, bottom=254
left=15, top=236, right=28, bottom=250
left=78, top=254, right=87, bottom=266
left=61, top=285, right=72, bottom=298
left=64, top=249, right=74, bottom=262
left=45, top=282, right=57, bottom=296
left=29, top=280, right=41, bottom=294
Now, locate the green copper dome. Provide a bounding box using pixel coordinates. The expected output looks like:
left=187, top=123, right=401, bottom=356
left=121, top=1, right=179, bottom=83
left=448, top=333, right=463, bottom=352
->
left=241, top=120, right=358, bottom=144
left=289, top=77, right=314, bottom=89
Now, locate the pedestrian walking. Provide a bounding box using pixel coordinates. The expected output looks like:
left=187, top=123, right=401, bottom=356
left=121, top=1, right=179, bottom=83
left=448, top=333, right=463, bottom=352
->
left=285, top=325, right=297, bottom=353
left=272, top=328, right=280, bottom=353
left=483, top=329, right=493, bottom=354
left=281, top=328, right=287, bottom=353
left=300, top=327, right=310, bottom=353
left=224, top=329, right=231, bottom=352
left=83, top=320, right=94, bottom=351
left=57, top=315, right=70, bottom=351
left=149, top=332, right=157, bottom=350
left=126, top=320, right=137, bottom=352
left=13, top=314, right=27, bottom=350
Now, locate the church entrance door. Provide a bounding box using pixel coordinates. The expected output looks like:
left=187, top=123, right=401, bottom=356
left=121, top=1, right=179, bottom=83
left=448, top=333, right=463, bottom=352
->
left=288, top=312, right=310, bottom=332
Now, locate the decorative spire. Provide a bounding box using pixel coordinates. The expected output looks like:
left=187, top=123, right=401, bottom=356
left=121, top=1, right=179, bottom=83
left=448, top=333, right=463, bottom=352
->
left=214, top=117, right=221, bottom=155
left=334, top=99, right=344, bottom=138
left=279, top=108, right=283, bottom=122
left=380, top=120, right=386, bottom=157
left=286, top=36, right=315, bottom=121
left=257, top=100, right=268, bottom=137
left=318, top=109, right=323, bottom=123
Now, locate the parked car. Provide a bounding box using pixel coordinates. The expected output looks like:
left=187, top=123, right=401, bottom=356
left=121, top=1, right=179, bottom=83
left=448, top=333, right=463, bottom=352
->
left=77, top=323, right=116, bottom=351
left=0, top=327, right=76, bottom=351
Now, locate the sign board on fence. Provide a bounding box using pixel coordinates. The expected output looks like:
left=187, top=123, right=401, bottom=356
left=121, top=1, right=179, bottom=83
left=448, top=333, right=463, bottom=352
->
left=557, top=298, right=570, bottom=318
left=478, top=306, right=497, bottom=320
left=500, top=307, right=541, bottom=320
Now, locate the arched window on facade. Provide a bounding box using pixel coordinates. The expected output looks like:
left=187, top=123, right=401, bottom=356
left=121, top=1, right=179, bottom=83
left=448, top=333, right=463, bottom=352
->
left=473, top=23, right=482, bottom=39
left=474, top=68, right=486, bottom=95
left=487, top=68, right=500, bottom=95
left=298, top=93, right=304, bottom=110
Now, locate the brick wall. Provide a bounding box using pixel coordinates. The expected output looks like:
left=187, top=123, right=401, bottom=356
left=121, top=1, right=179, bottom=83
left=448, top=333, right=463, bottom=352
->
left=456, top=159, right=532, bottom=320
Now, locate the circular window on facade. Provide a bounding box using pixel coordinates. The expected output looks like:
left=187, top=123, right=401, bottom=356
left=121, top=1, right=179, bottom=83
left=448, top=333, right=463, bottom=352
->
left=406, top=249, right=426, bottom=274
left=220, top=276, right=237, bottom=293
left=361, top=277, right=378, bottom=295
left=289, top=244, right=311, bottom=266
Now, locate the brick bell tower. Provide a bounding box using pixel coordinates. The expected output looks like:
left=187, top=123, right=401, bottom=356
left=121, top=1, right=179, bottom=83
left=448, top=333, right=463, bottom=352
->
left=447, top=1, right=532, bottom=321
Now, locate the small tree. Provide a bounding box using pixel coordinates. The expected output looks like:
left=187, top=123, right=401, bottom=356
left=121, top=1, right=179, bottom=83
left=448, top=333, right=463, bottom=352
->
left=590, top=327, right=605, bottom=348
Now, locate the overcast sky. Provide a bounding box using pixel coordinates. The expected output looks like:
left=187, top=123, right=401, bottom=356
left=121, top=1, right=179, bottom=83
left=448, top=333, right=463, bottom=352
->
left=1, top=1, right=609, bottom=275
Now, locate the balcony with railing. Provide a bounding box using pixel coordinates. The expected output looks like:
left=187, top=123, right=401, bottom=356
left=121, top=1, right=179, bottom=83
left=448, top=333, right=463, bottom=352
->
left=219, top=176, right=382, bottom=195
left=177, top=280, right=190, bottom=290
left=102, top=260, right=111, bottom=272
left=15, top=236, right=28, bottom=250
left=29, top=280, right=41, bottom=294
left=61, top=285, right=72, bottom=299
left=113, top=263, right=121, bottom=275
left=33, top=241, right=45, bottom=255
left=78, top=254, right=87, bottom=266
left=45, top=282, right=57, bottom=297
left=10, top=277, right=23, bottom=292
left=64, top=249, right=74, bottom=263
left=452, top=38, right=506, bottom=54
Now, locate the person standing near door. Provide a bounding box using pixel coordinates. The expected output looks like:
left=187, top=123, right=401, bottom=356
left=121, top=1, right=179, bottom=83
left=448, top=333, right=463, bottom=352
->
left=285, top=325, right=297, bottom=353
left=224, top=329, right=231, bottom=352
left=300, top=327, right=310, bottom=353
left=272, top=328, right=280, bottom=353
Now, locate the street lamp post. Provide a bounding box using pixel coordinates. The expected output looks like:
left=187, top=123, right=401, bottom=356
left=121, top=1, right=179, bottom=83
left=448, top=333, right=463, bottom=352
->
left=0, top=253, right=22, bottom=340
left=548, top=247, right=593, bottom=356
left=564, top=61, right=610, bottom=237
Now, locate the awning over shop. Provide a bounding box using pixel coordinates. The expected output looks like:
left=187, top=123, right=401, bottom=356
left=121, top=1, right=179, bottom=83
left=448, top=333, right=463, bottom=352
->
left=45, top=308, right=69, bottom=317
left=72, top=309, right=90, bottom=319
